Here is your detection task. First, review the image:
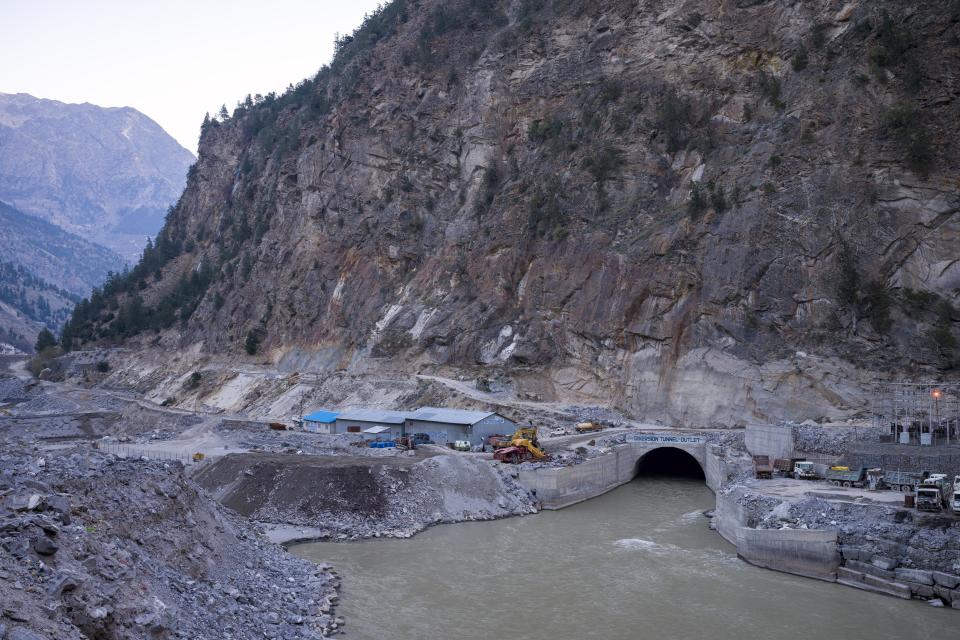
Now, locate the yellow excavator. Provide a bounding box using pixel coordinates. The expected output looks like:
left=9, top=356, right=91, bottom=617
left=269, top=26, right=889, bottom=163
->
left=493, top=426, right=549, bottom=463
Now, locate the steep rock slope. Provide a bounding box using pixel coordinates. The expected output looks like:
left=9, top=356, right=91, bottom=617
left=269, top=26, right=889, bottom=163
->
left=0, top=260, right=79, bottom=352
left=0, top=93, right=195, bottom=260
left=0, top=200, right=124, bottom=296
left=71, top=0, right=960, bottom=426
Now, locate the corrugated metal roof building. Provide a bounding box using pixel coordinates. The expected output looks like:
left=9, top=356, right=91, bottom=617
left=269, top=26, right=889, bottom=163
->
left=406, top=407, right=515, bottom=446
left=335, top=409, right=412, bottom=439
left=303, top=410, right=339, bottom=434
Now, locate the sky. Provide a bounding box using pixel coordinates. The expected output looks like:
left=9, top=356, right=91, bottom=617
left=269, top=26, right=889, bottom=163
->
left=0, top=0, right=384, bottom=153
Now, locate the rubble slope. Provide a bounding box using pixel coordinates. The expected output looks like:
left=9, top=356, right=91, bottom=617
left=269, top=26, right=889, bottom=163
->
left=0, top=448, right=340, bottom=640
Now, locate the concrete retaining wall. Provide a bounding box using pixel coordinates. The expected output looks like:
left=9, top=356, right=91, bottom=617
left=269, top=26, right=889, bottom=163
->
left=519, top=441, right=707, bottom=509
left=715, top=490, right=839, bottom=582
left=745, top=423, right=794, bottom=459
left=704, top=445, right=738, bottom=493
left=519, top=446, right=635, bottom=509
left=737, top=528, right=839, bottom=581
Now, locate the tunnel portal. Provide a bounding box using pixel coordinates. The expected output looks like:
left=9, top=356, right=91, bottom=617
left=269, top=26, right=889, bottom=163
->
left=634, top=446, right=706, bottom=480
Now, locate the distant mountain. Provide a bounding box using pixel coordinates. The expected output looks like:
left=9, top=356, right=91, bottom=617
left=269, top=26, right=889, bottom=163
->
left=0, top=199, right=123, bottom=350
left=0, top=260, right=79, bottom=353
left=0, top=92, right=195, bottom=261
left=0, top=200, right=124, bottom=296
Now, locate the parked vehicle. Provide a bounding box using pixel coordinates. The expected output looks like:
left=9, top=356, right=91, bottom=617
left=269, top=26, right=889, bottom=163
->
left=753, top=455, right=774, bottom=479
left=774, top=458, right=804, bottom=475
left=866, top=468, right=883, bottom=490
left=575, top=422, right=603, bottom=434
left=882, top=470, right=930, bottom=493
left=793, top=461, right=818, bottom=480
left=393, top=436, right=414, bottom=450
left=410, top=433, right=432, bottom=445
left=493, top=426, right=550, bottom=464
left=453, top=440, right=472, bottom=451
left=953, top=476, right=960, bottom=515
left=491, top=427, right=542, bottom=450
left=825, top=466, right=867, bottom=488
left=916, top=475, right=951, bottom=512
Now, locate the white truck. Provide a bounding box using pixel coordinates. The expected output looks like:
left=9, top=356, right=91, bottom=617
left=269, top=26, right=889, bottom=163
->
left=953, top=476, right=960, bottom=516
left=793, top=461, right=818, bottom=480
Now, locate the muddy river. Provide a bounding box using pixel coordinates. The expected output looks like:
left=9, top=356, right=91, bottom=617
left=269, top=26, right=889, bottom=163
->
left=292, top=479, right=957, bottom=639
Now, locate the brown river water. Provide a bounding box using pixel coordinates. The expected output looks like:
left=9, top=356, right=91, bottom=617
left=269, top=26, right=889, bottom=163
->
left=292, top=479, right=958, bottom=640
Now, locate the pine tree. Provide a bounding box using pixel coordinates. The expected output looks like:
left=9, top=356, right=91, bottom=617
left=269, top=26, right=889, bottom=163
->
left=35, top=327, right=57, bottom=353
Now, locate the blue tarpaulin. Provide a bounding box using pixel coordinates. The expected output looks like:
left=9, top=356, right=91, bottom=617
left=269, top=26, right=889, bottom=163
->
left=303, top=410, right=338, bottom=423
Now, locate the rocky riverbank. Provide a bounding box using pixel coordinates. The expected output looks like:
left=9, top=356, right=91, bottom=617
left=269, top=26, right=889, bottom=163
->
left=0, top=447, right=343, bottom=639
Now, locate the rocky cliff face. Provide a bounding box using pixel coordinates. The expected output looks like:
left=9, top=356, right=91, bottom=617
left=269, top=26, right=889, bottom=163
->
left=72, top=0, right=960, bottom=426
left=0, top=93, right=195, bottom=261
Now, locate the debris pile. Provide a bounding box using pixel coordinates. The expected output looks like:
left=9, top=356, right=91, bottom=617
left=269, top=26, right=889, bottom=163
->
left=193, top=451, right=539, bottom=541
left=0, top=448, right=341, bottom=639
left=791, top=422, right=884, bottom=455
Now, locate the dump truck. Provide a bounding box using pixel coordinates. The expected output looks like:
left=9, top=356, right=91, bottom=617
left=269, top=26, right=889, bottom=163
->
left=882, top=470, right=930, bottom=493
left=916, top=475, right=951, bottom=512
left=825, top=466, right=867, bottom=488
left=793, top=461, right=819, bottom=480
left=774, top=458, right=804, bottom=475
left=953, top=476, right=960, bottom=515
left=753, top=455, right=774, bottom=479
left=575, top=422, right=603, bottom=434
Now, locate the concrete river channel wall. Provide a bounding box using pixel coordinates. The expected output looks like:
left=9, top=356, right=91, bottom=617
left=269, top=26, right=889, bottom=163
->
left=517, top=432, right=843, bottom=588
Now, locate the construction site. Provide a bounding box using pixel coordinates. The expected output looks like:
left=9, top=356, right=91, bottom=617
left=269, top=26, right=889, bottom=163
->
left=2, top=358, right=960, bottom=639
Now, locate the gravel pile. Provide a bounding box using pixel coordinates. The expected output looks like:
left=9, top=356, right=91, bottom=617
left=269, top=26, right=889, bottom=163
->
left=0, top=447, right=342, bottom=639
left=791, top=423, right=884, bottom=455
left=6, top=394, right=78, bottom=416
left=0, top=377, right=35, bottom=404
left=194, top=451, right=539, bottom=540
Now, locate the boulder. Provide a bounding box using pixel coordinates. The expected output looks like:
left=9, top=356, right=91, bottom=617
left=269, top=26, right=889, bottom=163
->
left=8, top=493, right=43, bottom=511
left=30, top=535, right=58, bottom=556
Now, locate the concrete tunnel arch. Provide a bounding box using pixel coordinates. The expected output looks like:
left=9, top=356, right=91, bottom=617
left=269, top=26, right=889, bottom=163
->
left=633, top=446, right=706, bottom=480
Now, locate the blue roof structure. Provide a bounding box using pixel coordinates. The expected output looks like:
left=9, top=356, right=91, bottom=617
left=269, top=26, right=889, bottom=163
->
left=303, top=410, right=339, bottom=423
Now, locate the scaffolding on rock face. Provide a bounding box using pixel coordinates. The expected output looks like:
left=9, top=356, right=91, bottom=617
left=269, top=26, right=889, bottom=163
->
left=870, top=382, right=960, bottom=447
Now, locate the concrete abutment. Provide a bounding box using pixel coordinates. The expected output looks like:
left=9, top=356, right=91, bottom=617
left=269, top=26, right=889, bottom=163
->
left=518, top=436, right=709, bottom=510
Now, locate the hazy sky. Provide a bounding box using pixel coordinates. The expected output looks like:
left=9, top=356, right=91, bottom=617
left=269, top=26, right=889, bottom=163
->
left=0, top=0, right=384, bottom=152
